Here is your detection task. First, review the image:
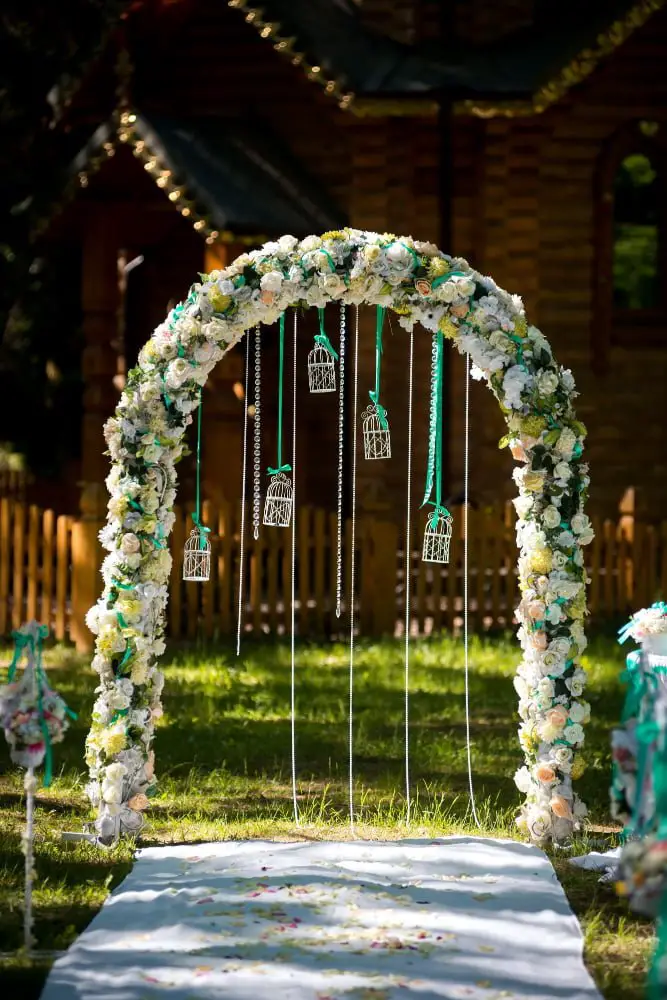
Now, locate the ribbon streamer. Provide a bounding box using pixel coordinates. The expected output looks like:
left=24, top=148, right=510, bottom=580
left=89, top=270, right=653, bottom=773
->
left=191, top=387, right=210, bottom=550
left=422, top=330, right=445, bottom=511
left=268, top=313, right=289, bottom=477
left=369, top=306, right=388, bottom=429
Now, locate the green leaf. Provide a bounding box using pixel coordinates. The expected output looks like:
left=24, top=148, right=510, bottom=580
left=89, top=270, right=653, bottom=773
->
left=498, top=434, right=510, bottom=450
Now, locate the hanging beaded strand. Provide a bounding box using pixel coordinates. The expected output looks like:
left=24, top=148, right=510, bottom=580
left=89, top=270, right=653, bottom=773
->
left=236, top=332, right=251, bottom=656
left=290, top=310, right=299, bottom=825
left=336, top=302, right=346, bottom=619
left=348, top=305, right=360, bottom=831
left=404, top=327, right=415, bottom=822
left=252, top=324, right=262, bottom=541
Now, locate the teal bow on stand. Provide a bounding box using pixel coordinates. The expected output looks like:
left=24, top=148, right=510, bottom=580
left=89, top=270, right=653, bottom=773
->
left=7, top=623, right=76, bottom=786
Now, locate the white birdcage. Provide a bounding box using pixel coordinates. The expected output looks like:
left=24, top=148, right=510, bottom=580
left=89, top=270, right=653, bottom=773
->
left=362, top=404, right=391, bottom=460
left=263, top=472, right=293, bottom=528
left=308, top=343, right=336, bottom=393
left=422, top=509, right=453, bottom=564
left=183, top=528, right=211, bottom=581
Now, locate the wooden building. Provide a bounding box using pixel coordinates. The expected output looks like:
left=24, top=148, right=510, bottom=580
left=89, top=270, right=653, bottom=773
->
left=27, top=0, right=667, bottom=525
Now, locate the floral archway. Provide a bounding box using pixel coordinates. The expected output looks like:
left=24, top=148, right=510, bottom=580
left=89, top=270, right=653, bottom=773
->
left=85, top=229, right=593, bottom=845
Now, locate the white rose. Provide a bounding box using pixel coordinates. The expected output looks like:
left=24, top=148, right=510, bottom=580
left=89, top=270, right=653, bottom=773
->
left=570, top=513, right=590, bottom=535
left=102, top=783, right=123, bottom=804
left=553, top=462, right=571, bottom=481
left=557, top=530, right=575, bottom=549
left=105, top=762, right=127, bottom=783
left=564, top=723, right=584, bottom=745
left=567, top=674, right=586, bottom=697
left=278, top=235, right=298, bottom=253
left=165, top=357, right=191, bottom=388
left=551, top=746, right=573, bottom=770
left=260, top=271, right=284, bottom=293
left=555, top=428, right=577, bottom=458
left=537, top=371, right=559, bottom=395
left=513, top=495, right=533, bottom=519
left=546, top=603, right=564, bottom=624
left=542, top=506, right=561, bottom=529
left=320, top=273, right=346, bottom=296
left=569, top=702, right=587, bottom=723
left=527, top=806, right=553, bottom=842
left=552, top=551, right=568, bottom=569
left=514, top=766, right=533, bottom=794
left=194, top=342, right=216, bottom=364
left=300, top=235, right=322, bottom=254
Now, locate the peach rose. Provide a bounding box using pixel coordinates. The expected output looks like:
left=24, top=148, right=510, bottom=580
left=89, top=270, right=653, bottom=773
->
left=415, top=279, right=432, bottom=296
left=530, top=631, right=548, bottom=651
left=550, top=795, right=573, bottom=820
left=535, top=762, right=556, bottom=783
left=511, top=442, right=527, bottom=462
left=450, top=302, right=469, bottom=318
left=128, top=793, right=150, bottom=812
left=260, top=289, right=275, bottom=305
left=545, top=706, right=568, bottom=730
left=527, top=600, right=546, bottom=620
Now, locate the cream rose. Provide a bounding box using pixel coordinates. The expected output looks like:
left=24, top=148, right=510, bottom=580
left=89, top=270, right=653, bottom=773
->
left=542, top=505, right=561, bottom=529
left=121, top=533, right=141, bottom=555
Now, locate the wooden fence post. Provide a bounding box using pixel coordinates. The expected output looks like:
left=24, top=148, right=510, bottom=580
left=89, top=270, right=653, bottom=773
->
left=71, top=483, right=105, bottom=653
left=363, top=517, right=399, bottom=637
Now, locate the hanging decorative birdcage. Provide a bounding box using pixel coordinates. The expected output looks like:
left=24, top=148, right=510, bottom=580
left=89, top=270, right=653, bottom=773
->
left=362, top=403, right=391, bottom=460
left=308, top=343, right=336, bottom=393
left=263, top=472, right=293, bottom=528
left=422, top=508, right=453, bottom=564
left=183, top=528, right=211, bottom=581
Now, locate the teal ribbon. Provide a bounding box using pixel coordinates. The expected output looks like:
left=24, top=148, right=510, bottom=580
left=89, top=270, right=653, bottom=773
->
left=315, top=308, right=339, bottom=360
left=268, top=313, right=289, bottom=477
left=369, top=307, right=388, bottom=429
left=422, top=330, right=445, bottom=511
left=191, top=386, right=210, bottom=550
left=430, top=269, right=467, bottom=289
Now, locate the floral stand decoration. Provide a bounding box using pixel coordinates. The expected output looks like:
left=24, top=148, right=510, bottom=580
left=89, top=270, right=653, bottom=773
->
left=614, top=604, right=667, bottom=999
left=0, top=621, right=75, bottom=952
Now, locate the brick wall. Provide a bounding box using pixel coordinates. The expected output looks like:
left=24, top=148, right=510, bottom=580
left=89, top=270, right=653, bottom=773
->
left=448, top=5, right=667, bottom=519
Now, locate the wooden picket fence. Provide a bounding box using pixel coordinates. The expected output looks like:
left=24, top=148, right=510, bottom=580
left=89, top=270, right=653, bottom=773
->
left=0, top=496, right=665, bottom=646
left=0, top=498, right=74, bottom=641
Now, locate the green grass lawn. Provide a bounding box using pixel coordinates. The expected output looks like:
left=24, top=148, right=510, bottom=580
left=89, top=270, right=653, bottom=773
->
left=0, top=631, right=655, bottom=998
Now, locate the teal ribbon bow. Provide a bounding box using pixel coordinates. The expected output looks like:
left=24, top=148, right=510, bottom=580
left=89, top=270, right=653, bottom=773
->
left=425, top=503, right=451, bottom=530
left=369, top=306, right=388, bottom=429
left=315, top=308, right=339, bottom=360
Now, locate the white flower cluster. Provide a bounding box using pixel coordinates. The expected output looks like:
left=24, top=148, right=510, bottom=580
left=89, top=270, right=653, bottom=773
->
left=84, top=228, right=591, bottom=844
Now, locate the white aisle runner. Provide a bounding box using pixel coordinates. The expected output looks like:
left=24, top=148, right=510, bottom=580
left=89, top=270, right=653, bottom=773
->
left=40, top=837, right=602, bottom=1000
